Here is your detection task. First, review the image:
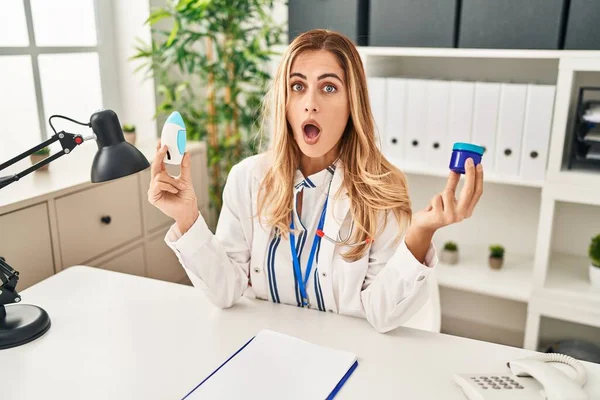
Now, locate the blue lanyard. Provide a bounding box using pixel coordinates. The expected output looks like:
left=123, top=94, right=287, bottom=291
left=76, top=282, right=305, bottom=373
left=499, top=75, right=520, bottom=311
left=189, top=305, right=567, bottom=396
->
left=289, top=196, right=329, bottom=307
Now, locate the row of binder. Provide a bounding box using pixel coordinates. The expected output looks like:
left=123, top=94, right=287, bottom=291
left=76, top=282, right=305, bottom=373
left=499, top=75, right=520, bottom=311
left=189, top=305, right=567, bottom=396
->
left=368, top=77, right=556, bottom=181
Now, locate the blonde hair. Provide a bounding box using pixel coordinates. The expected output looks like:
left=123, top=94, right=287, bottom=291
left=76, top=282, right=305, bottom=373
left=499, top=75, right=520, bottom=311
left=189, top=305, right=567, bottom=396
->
left=257, top=29, right=412, bottom=261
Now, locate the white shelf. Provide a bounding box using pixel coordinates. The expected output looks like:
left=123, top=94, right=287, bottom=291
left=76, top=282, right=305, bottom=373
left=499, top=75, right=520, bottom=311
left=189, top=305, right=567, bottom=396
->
left=435, top=247, right=534, bottom=302
left=358, top=46, right=600, bottom=60
left=388, top=158, right=545, bottom=188
left=540, top=253, right=600, bottom=316
left=544, top=177, right=600, bottom=206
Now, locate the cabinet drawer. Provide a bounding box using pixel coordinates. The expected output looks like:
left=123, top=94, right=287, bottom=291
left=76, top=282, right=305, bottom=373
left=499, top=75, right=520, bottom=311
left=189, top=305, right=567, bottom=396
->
left=0, top=203, right=55, bottom=289
left=88, top=244, right=145, bottom=277
left=140, top=150, right=209, bottom=233
left=145, top=228, right=187, bottom=283
left=56, top=174, right=142, bottom=267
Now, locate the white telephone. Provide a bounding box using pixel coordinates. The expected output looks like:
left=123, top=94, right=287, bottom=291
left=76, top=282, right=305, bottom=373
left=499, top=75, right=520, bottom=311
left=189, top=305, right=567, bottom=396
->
left=454, top=353, right=589, bottom=399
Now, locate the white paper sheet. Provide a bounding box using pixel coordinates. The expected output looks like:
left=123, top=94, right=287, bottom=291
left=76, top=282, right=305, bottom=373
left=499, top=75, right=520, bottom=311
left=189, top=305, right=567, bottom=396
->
left=184, top=330, right=358, bottom=400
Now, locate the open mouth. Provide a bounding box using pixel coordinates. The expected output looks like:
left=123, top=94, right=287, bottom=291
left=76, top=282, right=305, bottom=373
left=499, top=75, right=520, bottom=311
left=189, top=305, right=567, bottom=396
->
left=302, top=120, right=321, bottom=144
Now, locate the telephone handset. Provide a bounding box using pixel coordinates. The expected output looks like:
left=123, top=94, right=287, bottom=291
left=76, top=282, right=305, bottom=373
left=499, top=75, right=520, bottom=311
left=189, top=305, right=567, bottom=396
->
left=454, top=352, right=588, bottom=399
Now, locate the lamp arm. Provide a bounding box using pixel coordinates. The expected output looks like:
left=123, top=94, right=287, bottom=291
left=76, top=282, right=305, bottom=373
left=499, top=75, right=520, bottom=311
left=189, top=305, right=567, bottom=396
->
left=0, top=131, right=92, bottom=190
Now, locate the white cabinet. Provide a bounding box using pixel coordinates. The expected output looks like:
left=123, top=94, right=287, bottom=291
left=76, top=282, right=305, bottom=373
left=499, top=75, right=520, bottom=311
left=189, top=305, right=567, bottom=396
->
left=145, top=228, right=186, bottom=284
left=145, top=205, right=209, bottom=284
left=55, top=174, right=143, bottom=267
left=0, top=141, right=209, bottom=291
left=0, top=203, right=55, bottom=290
left=88, top=244, right=146, bottom=277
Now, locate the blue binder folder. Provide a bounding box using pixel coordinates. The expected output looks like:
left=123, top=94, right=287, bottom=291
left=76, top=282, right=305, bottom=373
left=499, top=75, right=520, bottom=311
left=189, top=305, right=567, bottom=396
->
left=182, top=330, right=359, bottom=399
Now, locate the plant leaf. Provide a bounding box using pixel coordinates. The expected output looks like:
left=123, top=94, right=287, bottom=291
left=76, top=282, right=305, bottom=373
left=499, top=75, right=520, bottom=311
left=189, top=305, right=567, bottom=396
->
left=166, top=20, right=180, bottom=47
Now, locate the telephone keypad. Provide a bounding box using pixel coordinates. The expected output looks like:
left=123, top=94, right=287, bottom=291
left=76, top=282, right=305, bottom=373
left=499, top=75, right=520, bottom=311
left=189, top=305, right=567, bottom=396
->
left=462, top=374, right=529, bottom=391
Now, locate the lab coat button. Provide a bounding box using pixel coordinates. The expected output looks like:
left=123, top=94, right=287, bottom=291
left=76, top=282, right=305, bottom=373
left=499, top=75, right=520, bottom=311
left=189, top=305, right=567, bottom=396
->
left=253, top=267, right=261, bottom=274
left=321, top=272, right=327, bottom=278
left=417, top=275, right=425, bottom=281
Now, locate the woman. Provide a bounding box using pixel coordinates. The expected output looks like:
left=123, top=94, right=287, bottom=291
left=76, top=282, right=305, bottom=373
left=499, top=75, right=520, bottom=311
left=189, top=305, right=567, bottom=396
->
left=148, top=29, right=484, bottom=333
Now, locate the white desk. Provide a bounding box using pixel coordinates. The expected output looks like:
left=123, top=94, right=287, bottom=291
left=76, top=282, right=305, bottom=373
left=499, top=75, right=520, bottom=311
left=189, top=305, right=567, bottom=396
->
left=3, top=266, right=600, bottom=399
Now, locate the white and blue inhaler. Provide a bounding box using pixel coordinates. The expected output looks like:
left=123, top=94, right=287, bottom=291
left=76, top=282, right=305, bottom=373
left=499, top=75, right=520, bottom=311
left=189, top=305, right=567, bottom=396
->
left=160, top=111, right=186, bottom=165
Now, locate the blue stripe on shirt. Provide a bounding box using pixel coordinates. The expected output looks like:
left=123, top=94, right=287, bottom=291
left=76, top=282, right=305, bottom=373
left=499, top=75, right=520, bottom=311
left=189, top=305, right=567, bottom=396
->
left=317, top=272, right=326, bottom=311
left=271, top=235, right=281, bottom=303
left=267, top=233, right=281, bottom=303
left=267, top=235, right=277, bottom=302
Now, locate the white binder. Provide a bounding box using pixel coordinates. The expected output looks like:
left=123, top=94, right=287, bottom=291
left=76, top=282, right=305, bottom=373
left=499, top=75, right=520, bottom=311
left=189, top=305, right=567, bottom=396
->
left=448, top=81, right=475, bottom=146
left=495, top=83, right=527, bottom=176
left=405, top=79, right=428, bottom=163
left=472, top=82, right=501, bottom=171
left=384, top=78, right=407, bottom=161
left=425, top=80, right=451, bottom=168
left=520, top=84, right=556, bottom=181
left=367, top=77, right=386, bottom=147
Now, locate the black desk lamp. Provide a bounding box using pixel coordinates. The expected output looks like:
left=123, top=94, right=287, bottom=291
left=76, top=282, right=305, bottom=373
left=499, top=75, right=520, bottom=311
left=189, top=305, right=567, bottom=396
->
left=0, top=109, right=150, bottom=349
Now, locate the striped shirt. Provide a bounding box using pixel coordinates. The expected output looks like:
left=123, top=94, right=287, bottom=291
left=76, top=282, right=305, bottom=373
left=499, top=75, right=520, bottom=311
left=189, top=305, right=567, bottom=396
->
left=265, top=163, right=336, bottom=311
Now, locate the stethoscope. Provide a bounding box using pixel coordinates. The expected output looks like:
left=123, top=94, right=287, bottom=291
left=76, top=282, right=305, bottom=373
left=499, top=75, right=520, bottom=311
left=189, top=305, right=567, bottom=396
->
left=287, top=218, right=373, bottom=247
left=315, top=220, right=373, bottom=247
left=286, top=183, right=374, bottom=248
left=289, top=195, right=373, bottom=307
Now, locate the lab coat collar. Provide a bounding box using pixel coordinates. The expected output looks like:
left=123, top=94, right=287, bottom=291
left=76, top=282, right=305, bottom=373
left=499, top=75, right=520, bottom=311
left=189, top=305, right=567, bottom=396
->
left=250, top=152, right=350, bottom=232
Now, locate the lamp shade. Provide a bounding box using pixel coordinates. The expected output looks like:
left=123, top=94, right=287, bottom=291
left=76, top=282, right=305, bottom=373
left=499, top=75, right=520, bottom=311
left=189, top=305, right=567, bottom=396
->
left=89, top=109, right=150, bottom=183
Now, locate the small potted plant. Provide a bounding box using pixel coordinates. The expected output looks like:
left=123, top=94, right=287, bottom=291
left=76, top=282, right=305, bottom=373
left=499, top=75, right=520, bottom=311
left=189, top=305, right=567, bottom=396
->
left=589, top=234, right=600, bottom=288
left=441, top=241, right=459, bottom=265
left=488, top=244, right=505, bottom=270
left=30, top=147, right=50, bottom=171
left=122, top=124, right=136, bottom=145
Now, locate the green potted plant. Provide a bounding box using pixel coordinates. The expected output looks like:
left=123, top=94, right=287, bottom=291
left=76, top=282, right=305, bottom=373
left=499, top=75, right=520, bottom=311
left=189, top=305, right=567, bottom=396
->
left=30, top=147, right=50, bottom=171
left=132, top=0, right=285, bottom=218
left=589, top=234, right=600, bottom=288
left=441, top=241, right=459, bottom=265
left=488, top=245, right=505, bottom=270
left=122, top=124, right=136, bottom=145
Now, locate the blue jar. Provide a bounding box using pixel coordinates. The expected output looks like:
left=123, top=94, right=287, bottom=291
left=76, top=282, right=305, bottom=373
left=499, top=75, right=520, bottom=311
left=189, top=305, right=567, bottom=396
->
left=449, top=142, right=485, bottom=174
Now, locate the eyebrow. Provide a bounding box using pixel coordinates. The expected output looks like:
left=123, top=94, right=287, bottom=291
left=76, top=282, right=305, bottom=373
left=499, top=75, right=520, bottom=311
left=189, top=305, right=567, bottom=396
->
left=290, top=72, right=344, bottom=84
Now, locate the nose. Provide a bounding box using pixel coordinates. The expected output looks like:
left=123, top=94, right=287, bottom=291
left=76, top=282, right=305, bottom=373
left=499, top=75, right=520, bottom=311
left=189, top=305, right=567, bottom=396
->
left=304, top=91, right=319, bottom=113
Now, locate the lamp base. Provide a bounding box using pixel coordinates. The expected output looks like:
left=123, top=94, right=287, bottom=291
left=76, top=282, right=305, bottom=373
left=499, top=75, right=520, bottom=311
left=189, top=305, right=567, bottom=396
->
left=0, top=304, right=51, bottom=349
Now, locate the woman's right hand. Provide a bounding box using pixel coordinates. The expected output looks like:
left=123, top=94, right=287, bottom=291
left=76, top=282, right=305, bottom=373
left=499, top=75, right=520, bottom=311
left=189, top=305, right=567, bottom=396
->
left=148, top=143, right=199, bottom=234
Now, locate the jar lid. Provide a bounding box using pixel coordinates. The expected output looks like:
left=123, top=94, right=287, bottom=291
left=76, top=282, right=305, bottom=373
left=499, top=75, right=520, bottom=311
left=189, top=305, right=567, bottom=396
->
left=452, top=142, right=485, bottom=155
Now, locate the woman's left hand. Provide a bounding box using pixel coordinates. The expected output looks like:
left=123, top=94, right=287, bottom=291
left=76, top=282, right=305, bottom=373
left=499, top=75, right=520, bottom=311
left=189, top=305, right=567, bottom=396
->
left=411, top=158, right=484, bottom=234
left=404, top=158, right=483, bottom=264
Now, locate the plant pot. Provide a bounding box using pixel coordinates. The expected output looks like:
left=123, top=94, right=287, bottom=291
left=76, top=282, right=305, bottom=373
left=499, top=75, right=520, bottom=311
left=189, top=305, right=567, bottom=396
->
left=124, top=132, right=136, bottom=145
left=441, top=249, right=459, bottom=265
left=488, top=256, right=503, bottom=270
left=590, top=264, right=600, bottom=289
left=30, top=154, right=49, bottom=171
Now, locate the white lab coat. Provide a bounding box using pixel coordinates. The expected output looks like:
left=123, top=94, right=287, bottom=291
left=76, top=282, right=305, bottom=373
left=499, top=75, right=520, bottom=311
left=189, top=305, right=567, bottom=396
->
left=164, top=153, right=438, bottom=333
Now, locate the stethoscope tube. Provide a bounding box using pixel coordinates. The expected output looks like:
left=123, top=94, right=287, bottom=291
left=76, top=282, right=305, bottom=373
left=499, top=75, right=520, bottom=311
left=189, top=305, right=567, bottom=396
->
left=316, top=220, right=373, bottom=247
left=287, top=223, right=373, bottom=247
left=289, top=176, right=374, bottom=248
